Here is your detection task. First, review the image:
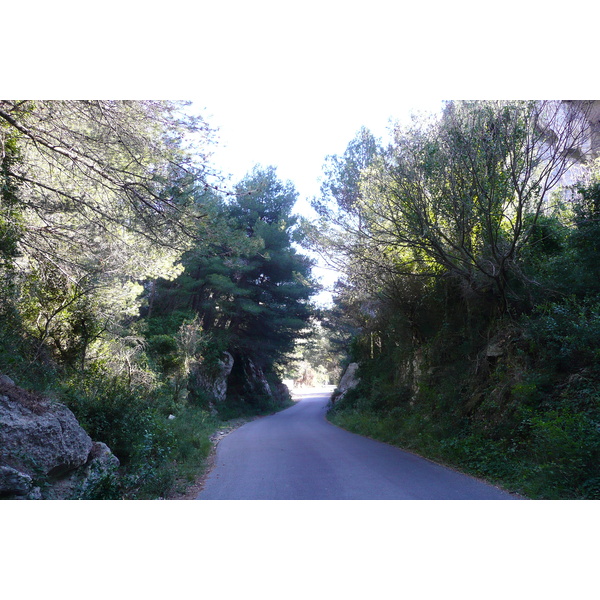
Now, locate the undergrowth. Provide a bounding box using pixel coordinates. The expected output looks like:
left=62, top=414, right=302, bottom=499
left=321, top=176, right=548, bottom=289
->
left=329, top=307, right=600, bottom=500
left=56, top=372, right=220, bottom=499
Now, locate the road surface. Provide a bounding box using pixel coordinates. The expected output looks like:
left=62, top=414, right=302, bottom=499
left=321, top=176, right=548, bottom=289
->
left=197, top=388, right=519, bottom=500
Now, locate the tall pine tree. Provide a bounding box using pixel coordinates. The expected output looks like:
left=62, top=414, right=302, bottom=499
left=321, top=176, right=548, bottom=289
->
left=148, top=166, right=318, bottom=390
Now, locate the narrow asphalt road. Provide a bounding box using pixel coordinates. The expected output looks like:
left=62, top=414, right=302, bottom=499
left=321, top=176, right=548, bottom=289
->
left=197, top=388, right=519, bottom=500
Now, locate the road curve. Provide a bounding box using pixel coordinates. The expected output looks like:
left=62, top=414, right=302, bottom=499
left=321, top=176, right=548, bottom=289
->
left=197, top=388, right=519, bottom=500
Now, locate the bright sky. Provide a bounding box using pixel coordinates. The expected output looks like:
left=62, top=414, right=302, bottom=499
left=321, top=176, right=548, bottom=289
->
left=177, top=3, right=450, bottom=204
left=194, top=95, right=443, bottom=202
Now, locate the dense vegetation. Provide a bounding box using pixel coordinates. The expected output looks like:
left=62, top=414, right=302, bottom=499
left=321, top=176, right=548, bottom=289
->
left=0, top=101, right=317, bottom=498
left=311, top=101, right=600, bottom=499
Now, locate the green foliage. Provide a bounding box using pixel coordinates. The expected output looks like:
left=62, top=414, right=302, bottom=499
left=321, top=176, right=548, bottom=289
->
left=226, top=166, right=317, bottom=368
left=167, top=405, right=216, bottom=484
left=60, top=373, right=173, bottom=467
left=284, top=321, right=345, bottom=386
left=525, top=408, right=600, bottom=498
left=568, top=176, right=600, bottom=292
left=57, top=369, right=223, bottom=499
left=147, top=334, right=181, bottom=374
left=316, top=126, right=381, bottom=216
left=148, top=166, right=317, bottom=409
left=0, top=100, right=216, bottom=376
left=0, top=301, right=59, bottom=391
left=314, top=101, right=591, bottom=316
left=527, top=300, right=600, bottom=371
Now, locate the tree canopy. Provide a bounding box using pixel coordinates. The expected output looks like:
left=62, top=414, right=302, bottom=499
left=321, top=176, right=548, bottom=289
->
left=0, top=101, right=218, bottom=365
left=150, top=166, right=318, bottom=374
left=311, top=100, right=593, bottom=311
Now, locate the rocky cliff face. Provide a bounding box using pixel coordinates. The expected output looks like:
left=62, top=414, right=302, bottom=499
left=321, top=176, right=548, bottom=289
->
left=0, top=375, right=119, bottom=499
left=187, top=352, right=290, bottom=412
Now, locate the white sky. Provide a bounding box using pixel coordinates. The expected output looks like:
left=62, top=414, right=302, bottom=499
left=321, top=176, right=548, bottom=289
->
left=177, top=4, right=450, bottom=207
left=194, top=95, right=443, bottom=201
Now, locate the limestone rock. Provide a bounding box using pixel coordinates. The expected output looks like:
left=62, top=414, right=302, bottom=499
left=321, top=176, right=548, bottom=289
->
left=271, top=381, right=292, bottom=405
left=334, top=363, right=360, bottom=402
left=0, top=465, right=33, bottom=496
left=0, top=375, right=119, bottom=499
left=213, top=351, right=234, bottom=401
left=0, top=374, right=15, bottom=386
left=241, top=357, right=273, bottom=400
left=485, top=326, right=521, bottom=359
left=49, top=442, right=120, bottom=500
left=226, top=354, right=289, bottom=408
left=486, top=342, right=504, bottom=358
left=339, top=363, right=360, bottom=392
left=189, top=351, right=234, bottom=404
left=0, top=391, right=93, bottom=480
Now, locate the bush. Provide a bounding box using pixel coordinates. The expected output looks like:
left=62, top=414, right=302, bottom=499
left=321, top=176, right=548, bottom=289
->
left=147, top=334, right=181, bottom=374
left=523, top=409, right=600, bottom=499
left=167, top=405, right=217, bottom=486
left=527, top=300, right=600, bottom=372
left=59, top=372, right=178, bottom=498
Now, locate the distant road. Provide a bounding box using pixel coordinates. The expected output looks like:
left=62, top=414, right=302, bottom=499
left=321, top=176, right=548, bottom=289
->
left=197, top=388, right=519, bottom=500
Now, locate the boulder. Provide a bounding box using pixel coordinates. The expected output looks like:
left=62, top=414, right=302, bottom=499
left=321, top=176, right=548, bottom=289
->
left=0, top=374, right=15, bottom=386
left=49, top=442, right=120, bottom=500
left=486, top=342, right=504, bottom=358
left=0, top=375, right=119, bottom=499
left=241, top=357, right=273, bottom=400
left=334, top=363, right=360, bottom=402
left=270, top=381, right=292, bottom=405
left=0, top=392, right=93, bottom=480
left=225, top=354, right=288, bottom=408
left=338, top=363, right=360, bottom=392
left=0, top=465, right=33, bottom=496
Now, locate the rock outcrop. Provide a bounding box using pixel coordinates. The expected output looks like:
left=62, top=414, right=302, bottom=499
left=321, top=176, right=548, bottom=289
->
left=48, top=441, right=120, bottom=500
left=0, top=375, right=119, bottom=499
left=224, top=354, right=290, bottom=408
left=188, top=352, right=291, bottom=411
left=240, top=356, right=273, bottom=400
left=188, top=351, right=234, bottom=409
left=333, top=362, right=360, bottom=403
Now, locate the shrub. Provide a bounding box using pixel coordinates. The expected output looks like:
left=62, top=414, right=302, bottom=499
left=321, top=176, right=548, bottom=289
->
left=167, top=405, right=216, bottom=486
left=524, top=409, right=600, bottom=498
left=527, top=300, right=600, bottom=371
left=59, top=372, right=178, bottom=497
